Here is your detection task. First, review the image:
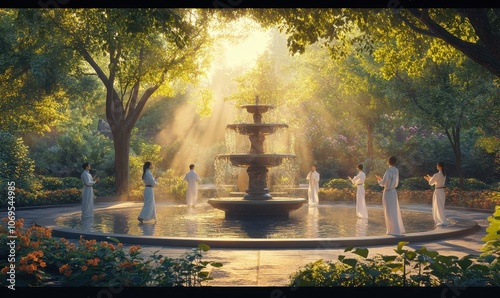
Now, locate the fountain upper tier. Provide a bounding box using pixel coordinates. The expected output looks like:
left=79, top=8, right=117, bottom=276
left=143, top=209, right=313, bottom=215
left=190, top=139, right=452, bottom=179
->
left=239, top=103, right=275, bottom=124
left=240, top=104, right=274, bottom=115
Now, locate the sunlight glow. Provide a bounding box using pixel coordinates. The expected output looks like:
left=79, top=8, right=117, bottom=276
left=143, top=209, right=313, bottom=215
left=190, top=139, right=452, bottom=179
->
left=223, top=30, right=272, bottom=69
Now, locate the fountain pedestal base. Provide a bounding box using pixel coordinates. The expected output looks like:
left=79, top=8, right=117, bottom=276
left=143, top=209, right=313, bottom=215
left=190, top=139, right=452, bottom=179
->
left=208, top=197, right=306, bottom=216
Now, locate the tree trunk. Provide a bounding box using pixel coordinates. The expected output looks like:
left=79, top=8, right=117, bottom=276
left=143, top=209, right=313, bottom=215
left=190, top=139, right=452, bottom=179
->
left=366, top=124, right=374, bottom=174
left=445, top=126, right=464, bottom=188
left=112, top=126, right=132, bottom=199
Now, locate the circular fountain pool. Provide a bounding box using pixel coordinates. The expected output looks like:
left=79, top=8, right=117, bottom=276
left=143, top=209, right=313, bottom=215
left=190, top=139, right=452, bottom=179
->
left=31, top=201, right=482, bottom=249
left=55, top=203, right=437, bottom=238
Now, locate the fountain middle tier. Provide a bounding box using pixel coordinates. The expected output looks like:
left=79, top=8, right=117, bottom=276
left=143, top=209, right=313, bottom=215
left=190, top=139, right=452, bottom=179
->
left=217, top=153, right=296, bottom=168
left=226, top=123, right=288, bottom=135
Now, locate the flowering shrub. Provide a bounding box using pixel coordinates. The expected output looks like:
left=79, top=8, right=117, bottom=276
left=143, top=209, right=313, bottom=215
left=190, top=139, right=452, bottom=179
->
left=0, top=188, right=82, bottom=208
left=0, top=218, right=222, bottom=287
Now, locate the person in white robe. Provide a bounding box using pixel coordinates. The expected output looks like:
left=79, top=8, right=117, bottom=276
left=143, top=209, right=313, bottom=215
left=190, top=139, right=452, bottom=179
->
left=138, top=162, right=157, bottom=223
left=376, top=156, right=405, bottom=235
left=349, top=163, right=368, bottom=219
left=424, top=161, right=449, bottom=226
left=306, top=165, right=320, bottom=206
left=184, top=164, right=201, bottom=207
left=81, top=162, right=99, bottom=220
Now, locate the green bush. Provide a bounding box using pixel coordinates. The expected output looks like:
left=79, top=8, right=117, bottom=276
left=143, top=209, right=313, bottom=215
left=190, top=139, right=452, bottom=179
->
left=40, top=176, right=65, bottom=190
left=29, top=124, right=115, bottom=178
left=399, top=177, right=430, bottom=190
left=318, top=188, right=356, bottom=202
left=448, top=177, right=491, bottom=190
left=157, top=169, right=187, bottom=201
left=94, top=176, right=115, bottom=197
left=61, top=177, right=83, bottom=189
left=322, top=178, right=354, bottom=189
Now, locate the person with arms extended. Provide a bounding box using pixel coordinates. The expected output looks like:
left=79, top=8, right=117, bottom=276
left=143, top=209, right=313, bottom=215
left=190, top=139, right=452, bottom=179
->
left=81, top=162, right=99, bottom=220
left=349, top=163, right=368, bottom=219
left=184, top=164, right=201, bottom=207
left=138, top=161, right=157, bottom=224
left=375, top=156, right=405, bottom=235
left=306, top=165, right=320, bottom=206
left=424, top=161, right=449, bottom=226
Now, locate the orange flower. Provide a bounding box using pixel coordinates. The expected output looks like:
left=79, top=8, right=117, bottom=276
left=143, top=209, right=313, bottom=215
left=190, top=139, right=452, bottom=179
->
left=119, top=261, right=132, bottom=268
left=59, top=264, right=70, bottom=273
left=81, top=266, right=88, bottom=271
left=87, top=257, right=100, bottom=266
left=64, top=270, right=72, bottom=277
left=92, top=275, right=99, bottom=281
left=27, top=264, right=36, bottom=273
left=118, top=243, right=123, bottom=248
left=129, top=245, right=141, bottom=254
left=1, top=266, right=8, bottom=274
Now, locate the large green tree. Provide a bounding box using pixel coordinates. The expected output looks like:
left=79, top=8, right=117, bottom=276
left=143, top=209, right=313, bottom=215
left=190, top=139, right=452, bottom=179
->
left=231, top=8, right=500, bottom=80
left=388, top=56, right=498, bottom=186
left=9, top=9, right=214, bottom=197
left=0, top=9, right=79, bottom=133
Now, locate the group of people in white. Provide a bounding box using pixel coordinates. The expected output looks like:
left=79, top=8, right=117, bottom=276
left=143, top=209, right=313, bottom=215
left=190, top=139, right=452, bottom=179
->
left=306, top=156, right=449, bottom=236
left=80, top=161, right=201, bottom=224
left=81, top=155, right=448, bottom=235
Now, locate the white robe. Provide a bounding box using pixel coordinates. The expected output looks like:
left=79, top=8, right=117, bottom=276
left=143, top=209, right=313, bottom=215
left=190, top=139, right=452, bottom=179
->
left=428, top=171, right=449, bottom=225
left=351, top=170, right=368, bottom=219
left=81, top=170, right=96, bottom=219
left=184, top=170, right=201, bottom=206
left=138, top=169, right=157, bottom=221
left=306, top=170, right=320, bottom=206
left=378, top=166, right=405, bottom=235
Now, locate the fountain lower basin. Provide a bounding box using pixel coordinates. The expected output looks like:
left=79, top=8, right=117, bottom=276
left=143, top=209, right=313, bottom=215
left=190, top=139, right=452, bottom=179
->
left=208, top=197, right=306, bottom=216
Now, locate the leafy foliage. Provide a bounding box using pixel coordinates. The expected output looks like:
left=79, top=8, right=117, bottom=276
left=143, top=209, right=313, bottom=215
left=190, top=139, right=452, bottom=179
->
left=0, top=132, right=35, bottom=192
left=323, top=178, right=353, bottom=189
left=290, top=235, right=500, bottom=287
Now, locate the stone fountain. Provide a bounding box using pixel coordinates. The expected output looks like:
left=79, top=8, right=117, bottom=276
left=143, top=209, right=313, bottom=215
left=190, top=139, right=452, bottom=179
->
left=208, top=96, right=306, bottom=216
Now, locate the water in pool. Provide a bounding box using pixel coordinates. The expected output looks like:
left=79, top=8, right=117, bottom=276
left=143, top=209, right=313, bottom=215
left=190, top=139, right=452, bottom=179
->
left=55, top=203, right=439, bottom=239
